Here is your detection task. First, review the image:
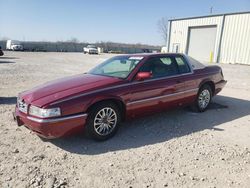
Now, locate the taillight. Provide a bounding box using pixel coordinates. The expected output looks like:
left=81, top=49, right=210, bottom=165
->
left=221, top=70, right=224, bottom=78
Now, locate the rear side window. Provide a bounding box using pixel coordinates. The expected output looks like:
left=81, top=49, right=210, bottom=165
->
left=175, top=57, right=190, bottom=74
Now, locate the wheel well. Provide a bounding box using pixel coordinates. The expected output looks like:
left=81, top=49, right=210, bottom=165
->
left=87, top=99, right=126, bottom=120
left=201, top=81, right=215, bottom=95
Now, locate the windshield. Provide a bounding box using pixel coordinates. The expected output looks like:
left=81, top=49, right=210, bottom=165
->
left=12, top=40, right=21, bottom=45
left=87, top=45, right=96, bottom=48
left=89, top=56, right=144, bottom=79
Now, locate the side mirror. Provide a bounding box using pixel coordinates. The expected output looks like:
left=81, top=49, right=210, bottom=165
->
left=135, top=72, right=152, bottom=81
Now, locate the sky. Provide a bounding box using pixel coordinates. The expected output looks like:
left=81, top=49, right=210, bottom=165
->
left=0, top=0, right=249, bottom=46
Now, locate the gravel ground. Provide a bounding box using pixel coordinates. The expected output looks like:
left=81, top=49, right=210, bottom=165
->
left=0, top=51, right=250, bottom=188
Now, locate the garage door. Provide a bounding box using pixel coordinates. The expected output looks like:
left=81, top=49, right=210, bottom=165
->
left=187, top=26, right=217, bottom=63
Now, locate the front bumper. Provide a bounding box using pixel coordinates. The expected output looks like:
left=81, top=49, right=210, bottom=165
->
left=89, top=50, right=98, bottom=54
left=14, top=107, right=88, bottom=139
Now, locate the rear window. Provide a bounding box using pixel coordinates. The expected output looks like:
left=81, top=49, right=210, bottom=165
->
left=187, top=56, right=205, bottom=70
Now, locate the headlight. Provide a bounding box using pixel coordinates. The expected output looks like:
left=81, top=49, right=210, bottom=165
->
left=29, top=105, right=61, bottom=118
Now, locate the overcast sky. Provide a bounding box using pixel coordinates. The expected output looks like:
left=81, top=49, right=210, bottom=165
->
left=0, top=0, right=249, bottom=45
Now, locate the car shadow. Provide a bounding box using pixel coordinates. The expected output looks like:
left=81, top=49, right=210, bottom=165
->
left=0, top=57, right=19, bottom=60
left=0, top=60, right=16, bottom=64
left=0, top=97, right=17, bottom=104
left=50, top=95, right=250, bottom=155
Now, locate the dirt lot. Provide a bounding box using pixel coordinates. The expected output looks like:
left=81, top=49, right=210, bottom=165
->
left=0, top=51, right=250, bottom=188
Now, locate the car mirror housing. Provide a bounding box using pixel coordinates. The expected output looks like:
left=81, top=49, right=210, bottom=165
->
left=135, top=72, right=152, bottom=81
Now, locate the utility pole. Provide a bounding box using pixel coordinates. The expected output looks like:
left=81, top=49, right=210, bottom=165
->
left=210, top=6, right=213, bottom=14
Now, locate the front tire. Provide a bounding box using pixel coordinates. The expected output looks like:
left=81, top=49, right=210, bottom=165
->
left=85, top=102, right=121, bottom=141
left=193, top=84, right=212, bottom=112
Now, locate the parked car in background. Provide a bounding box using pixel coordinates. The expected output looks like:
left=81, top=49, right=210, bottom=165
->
left=6, top=40, right=23, bottom=51
left=0, top=46, right=4, bottom=56
left=31, top=47, right=47, bottom=52
left=161, top=46, right=168, bottom=53
left=83, top=44, right=98, bottom=54
left=14, top=53, right=226, bottom=140
left=142, top=49, right=150, bottom=53
left=108, top=50, right=123, bottom=54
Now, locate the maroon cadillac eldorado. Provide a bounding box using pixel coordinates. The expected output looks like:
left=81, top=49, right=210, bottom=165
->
left=14, top=53, right=227, bottom=140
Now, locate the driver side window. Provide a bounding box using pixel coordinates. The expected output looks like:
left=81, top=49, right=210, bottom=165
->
left=139, top=57, right=179, bottom=79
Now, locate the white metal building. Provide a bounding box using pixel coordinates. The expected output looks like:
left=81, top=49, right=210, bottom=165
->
left=167, top=11, right=250, bottom=65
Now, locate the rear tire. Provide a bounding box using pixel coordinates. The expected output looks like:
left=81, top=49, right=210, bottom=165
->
left=192, top=84, right=212, bottom=112
left=85, top=102, right=121, bottom=141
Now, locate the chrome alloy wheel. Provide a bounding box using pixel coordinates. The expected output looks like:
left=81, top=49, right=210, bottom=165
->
left=94, top=107, right=117, bottom=136
left=198, top=89, right=211, bottom=109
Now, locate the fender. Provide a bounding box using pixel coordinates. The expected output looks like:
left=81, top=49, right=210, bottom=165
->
left=85, top=95, right=126, bottom=112
left=198, top=78, right=214, bottom=88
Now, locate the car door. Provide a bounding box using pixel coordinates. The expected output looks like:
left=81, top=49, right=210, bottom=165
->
left=127, top=55, right=186, bottom=117
left=173, top=55, right=198, bottom=105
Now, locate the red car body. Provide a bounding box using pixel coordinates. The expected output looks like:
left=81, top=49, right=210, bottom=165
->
left=14, top=53, right=227, bottom=138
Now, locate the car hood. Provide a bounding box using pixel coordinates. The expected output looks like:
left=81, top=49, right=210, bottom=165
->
left=20, top=74, right=123, bottom=107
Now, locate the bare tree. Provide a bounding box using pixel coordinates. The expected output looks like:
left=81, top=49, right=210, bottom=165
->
left=1, top=36, right=10, bottom=41
left=157, top=17, right=169, bottom=44
left=67, top=37, right=79, bottom=43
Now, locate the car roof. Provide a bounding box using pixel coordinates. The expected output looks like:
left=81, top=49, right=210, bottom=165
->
left=118, top=53, right=185, bottom=58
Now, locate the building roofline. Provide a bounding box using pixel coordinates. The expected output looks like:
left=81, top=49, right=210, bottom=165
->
left=169, top=11, right=250, bottom=21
